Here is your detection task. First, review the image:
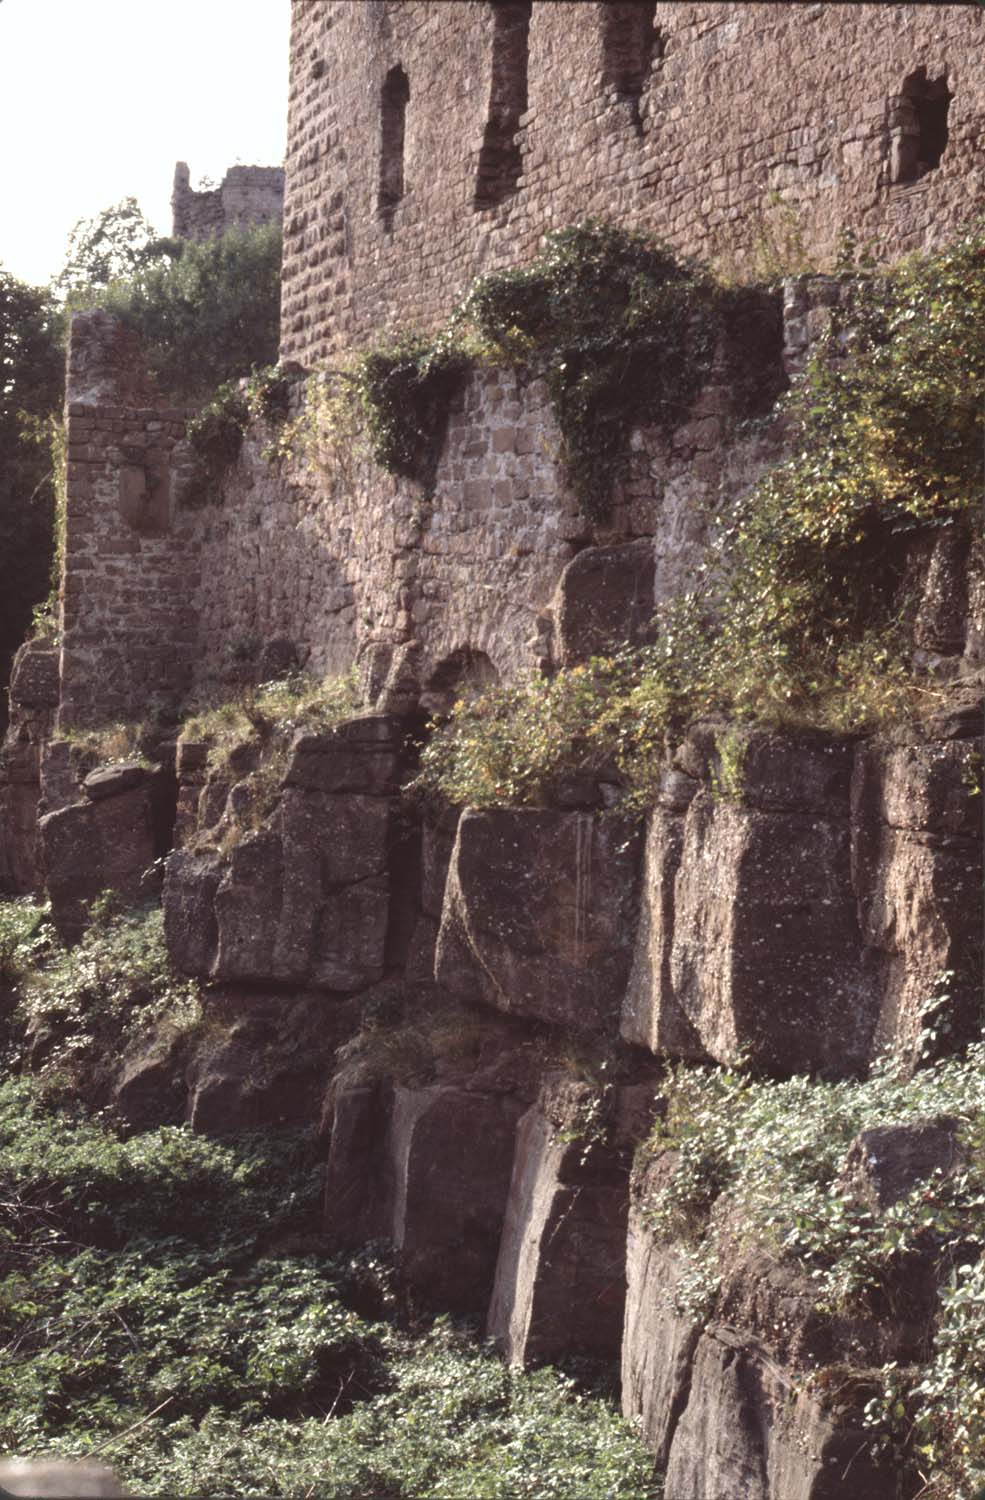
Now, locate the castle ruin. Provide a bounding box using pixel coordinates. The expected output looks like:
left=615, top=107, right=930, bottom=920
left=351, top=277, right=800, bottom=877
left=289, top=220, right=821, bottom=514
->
left=1, top=6, right=983, bottom=1494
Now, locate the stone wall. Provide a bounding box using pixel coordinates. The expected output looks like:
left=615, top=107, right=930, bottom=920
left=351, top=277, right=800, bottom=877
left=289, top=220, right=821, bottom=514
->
left=59, top=311, right=198, bottom=730
left=55, top=284, right=790, bottom=730
left=56, top=268, right=933, bottom=735
left=281, top=0, right=985, bottom=365
left=171, top=162, right=285, bottom=242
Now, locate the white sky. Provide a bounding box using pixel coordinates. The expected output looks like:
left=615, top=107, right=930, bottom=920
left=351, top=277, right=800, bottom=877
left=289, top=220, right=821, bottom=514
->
left=0, top=0, right=291, bottom=287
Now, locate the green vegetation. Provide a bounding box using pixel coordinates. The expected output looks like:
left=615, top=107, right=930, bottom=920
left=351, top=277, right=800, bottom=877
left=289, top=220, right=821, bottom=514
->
left=640, top=1045, right=985, bottom=1496
left=0, top=270, right=65, bottom=670
left=67, top=221, right=282, bottom=403
left=0, top=896, right=199, bottom=1101
left=458, top=221, right=724, bottom=520
left=0, top=891, right=659, bottom=1498
left=283, top=222, right=778, bottom=517
left=416, top=225, right=985, bottom=808
left=352, top=335, right=470, bottom=485
left=183, top=365, right=299, bottom=504
left=340, top=222, right=776, bottom=519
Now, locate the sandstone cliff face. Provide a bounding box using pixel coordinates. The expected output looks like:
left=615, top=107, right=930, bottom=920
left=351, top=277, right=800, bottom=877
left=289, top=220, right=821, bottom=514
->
left=114, top=689, right=976, bottom=1497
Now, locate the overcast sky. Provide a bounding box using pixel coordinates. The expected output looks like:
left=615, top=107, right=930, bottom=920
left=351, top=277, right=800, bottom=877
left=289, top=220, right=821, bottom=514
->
left=0, top=0, right=291, bottom=287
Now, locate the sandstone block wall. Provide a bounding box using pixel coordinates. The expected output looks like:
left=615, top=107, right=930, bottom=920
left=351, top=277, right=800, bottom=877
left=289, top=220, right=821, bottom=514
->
left=171, top=162, right=285, bottom=242
left=59, top=312, right=198, bottom=730
left=282, top=1, right=985, bottom=365
left=53, top=280, right=859, bottom=732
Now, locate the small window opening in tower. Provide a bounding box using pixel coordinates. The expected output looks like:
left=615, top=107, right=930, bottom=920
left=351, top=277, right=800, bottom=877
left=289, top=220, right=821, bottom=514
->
left=890, top=66, right=952, bottom=186
left=474, top=1, right=532, bottom=210
left=601, top=1, right=660, bottom=102
left=378, top=65, right=410, bottom=221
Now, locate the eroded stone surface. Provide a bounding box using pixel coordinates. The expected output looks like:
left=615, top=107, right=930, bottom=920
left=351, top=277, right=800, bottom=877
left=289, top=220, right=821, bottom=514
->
left=40, top=771, right=161, bottom=942
left=852, top=734, right=984, bottom=1061
left=435, top=807, right=641, bottom=1032
left=488, top=1079, right=654, bottom=1366
left=325, top=1079, right=523, bottom=1310
left=550, top=539, right=655, bottom=668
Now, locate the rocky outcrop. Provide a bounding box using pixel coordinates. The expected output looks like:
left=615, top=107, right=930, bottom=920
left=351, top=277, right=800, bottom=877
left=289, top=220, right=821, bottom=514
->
left=549, top=539, right=655, bottom=668
left=622, top=720, right=982, bottom=1073
left=852, top=729, right=983, bottom=1062
left=839, top=1116, right=963, bottom=1211
left=324, top=1072, right=525, bottom=1311
left=40, top=762, right=168, bottom=941
left=435, top=807, right=641, bottom=1031
left=623, top=1156, right=929, bottom=1500
left=164, top=715, right=413, bottom=991
left=488, top=1078, right=656, bottom=1366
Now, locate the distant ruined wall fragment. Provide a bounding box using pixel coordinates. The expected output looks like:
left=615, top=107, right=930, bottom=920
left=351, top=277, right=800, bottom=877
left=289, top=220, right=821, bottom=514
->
left=171, top=161, right=284, bottom=242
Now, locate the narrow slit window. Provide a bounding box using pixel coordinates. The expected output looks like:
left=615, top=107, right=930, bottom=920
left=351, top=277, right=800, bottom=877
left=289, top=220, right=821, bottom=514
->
left=474, top=1, right=532, bottom=210
left=890, top=66, right=952, bottom=185
left=379, top=65, right=410, bottom=219
left=601, top=1, right=659, bottom=100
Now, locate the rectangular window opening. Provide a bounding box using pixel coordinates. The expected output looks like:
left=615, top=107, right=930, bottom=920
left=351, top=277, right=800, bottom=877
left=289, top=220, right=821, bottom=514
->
left=474, top=1, right=532, bottom=211
left=890, top=66, right=952, bottom=186
left=379, top=65, right=410, bottom=222
left=601, top=1, right=660, bottom=100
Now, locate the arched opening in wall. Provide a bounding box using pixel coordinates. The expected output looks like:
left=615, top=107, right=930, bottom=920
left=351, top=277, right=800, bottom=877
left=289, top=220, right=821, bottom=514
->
left=421, top=647, right=499, bottom=717
left=889, top=67, right=952, bottom=185
left=600, top=1, right=661, bottom=105
left=474, top=1, right=532, bottom=210
left=378, top=65, right=410, bottom=223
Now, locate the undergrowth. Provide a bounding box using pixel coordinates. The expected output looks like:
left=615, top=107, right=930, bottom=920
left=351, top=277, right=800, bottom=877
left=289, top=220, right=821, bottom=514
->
left=640, top=1044, right=985, bottom=1497
left=180, top=669, right=364, bottom=845
left=0, top=896, right=200, bottom=1100
left=0, top=1069, right=659, bottom=1498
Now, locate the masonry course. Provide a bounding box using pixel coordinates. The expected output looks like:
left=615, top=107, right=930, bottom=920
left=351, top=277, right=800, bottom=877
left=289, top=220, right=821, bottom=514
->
left=281, top=1, right=985, bottom=367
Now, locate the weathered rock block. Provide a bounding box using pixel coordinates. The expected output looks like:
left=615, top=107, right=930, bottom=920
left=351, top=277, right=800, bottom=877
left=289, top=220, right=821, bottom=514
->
left=8, top=641, right=59, bottom=708
left=852, top=734, right=983, bottom=1060
left=663, top=1325, right=897, bottom=1500
left=670, top=789, right=874, bottom=1073
left=622, top=1160, right=703, bottom=1465
left=165, top=782, right=394, bottom=991
left=551, top=538, right=655, bottom=667
left=435, top=807, right=640, bottom=1031
left=284, top=714, right=405, bottom=796
left=488, top=1079, right=653, bottom=1365
left=325, top=1080, right=522, bottom=1310
left=40, top=765, right=162, bottom=941
left=621, top=795, right=707, bottom=1060
left=0, top=641, right=61, bottom=893
left=839, top=1116, right=963, bottom=1211
left=624, top=1155, right=918, bottom=1500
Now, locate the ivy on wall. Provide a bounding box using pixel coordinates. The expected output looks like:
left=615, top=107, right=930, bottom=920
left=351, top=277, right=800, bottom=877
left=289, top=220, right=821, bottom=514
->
left=350, top=221, right=780, bottom=519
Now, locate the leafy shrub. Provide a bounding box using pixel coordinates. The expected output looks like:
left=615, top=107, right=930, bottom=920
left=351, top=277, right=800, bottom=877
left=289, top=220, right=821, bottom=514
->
left=0, top=271, right=64, bottom=670
left=0, top=1078, right=659, bottom=1498
left=1, top=898, right=199, bottom=1096
left=644, top=1045, right=985, bottom=1309
left=639, top=1045, right=985, bottom=1496
left=413, top=649, right=673, bottom=809
left=187, top=381, right=251, bottom=472
left=68, top=224, right=282, bottom=403
left=352, top=335, right=471, bottom=484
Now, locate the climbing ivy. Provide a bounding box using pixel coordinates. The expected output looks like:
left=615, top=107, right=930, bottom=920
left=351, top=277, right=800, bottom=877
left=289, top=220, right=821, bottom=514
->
left=352, top=336, right=470, bottom=485
left=351, top=222, right=780, bottom=519
left=460, top=221, right=719, bottom=520
left=417, top=225, right=985, bottom=807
